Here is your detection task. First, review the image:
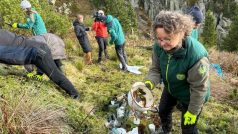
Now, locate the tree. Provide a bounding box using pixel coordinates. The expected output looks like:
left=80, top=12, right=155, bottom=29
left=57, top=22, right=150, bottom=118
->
left=0, top=0, right=71, bottom=37
left=201, top=10, right=217, bottom=48
left=90, top=0, right=138, bottom=33
left=221, top=6, right=238, bottom=52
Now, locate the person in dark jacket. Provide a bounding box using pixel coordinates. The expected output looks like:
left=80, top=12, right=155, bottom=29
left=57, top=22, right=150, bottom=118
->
left=0, top=29, right=79, bottom=99
left=92, top=10, right=109, bottom=63
left=73, top=14, right=92, bottom=65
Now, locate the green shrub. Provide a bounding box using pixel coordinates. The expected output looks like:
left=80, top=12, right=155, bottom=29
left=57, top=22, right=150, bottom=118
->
left=0, top=0, right=71, bottom=37
left=90, top=0, right=138, bottom=33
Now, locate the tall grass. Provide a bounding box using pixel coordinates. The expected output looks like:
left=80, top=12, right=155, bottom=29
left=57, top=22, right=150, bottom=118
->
left=0, top=91, right=71, bottom=134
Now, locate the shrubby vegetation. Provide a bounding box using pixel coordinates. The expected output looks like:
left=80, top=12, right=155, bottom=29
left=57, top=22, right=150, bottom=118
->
left=0, top=0, right=71, bottom=37
left=90, top=0, right=138, bottom=33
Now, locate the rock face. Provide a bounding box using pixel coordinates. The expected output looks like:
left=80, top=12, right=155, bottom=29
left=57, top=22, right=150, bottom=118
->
left=129, top=0, right=233, bottom=42
left=216, top=14, right=232, bottom=49
left=48, top=0, right=56, bottom=5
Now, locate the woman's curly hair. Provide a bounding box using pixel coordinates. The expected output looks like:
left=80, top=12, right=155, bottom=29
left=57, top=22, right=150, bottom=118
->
left=153, top=10, right=194, bottom=37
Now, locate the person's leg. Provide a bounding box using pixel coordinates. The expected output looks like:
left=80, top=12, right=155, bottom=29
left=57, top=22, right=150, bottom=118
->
left=159, top=89, right=177, bottom=133
left=24, top=65, right=34, bottom=73
left=36, top=68, right=44, bottom=75
left=181, top=105, right=201, bottom=134
left=85, top=52, right=92, bottom=65
left=32, top=49, right=79, bottom=98
left=121, top=44, right=128, bottom=64
left=54, top=59, right=63, bottom=72
left=115, top=45, right=127, bottom=71
left=80, top=41, right=92, bottom=65
left=103, top=38, right=109, bottom=59
left=96, top=37, right=104, bottom=63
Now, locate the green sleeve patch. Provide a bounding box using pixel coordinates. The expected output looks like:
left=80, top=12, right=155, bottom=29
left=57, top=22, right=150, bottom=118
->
left=198, top=64, right=207, bottom=76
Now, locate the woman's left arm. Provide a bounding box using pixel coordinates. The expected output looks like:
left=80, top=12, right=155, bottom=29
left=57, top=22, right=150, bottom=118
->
left=187, top=57, right=210, bottom=115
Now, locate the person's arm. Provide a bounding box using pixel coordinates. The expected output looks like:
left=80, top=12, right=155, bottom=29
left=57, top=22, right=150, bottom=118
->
left=108, top=28, right=117, bottom=43
left=18, top=14, right=35, bottom=29
left=144, top=45, right=161, bottom=89
left=187, top=57, right=210, bottom=115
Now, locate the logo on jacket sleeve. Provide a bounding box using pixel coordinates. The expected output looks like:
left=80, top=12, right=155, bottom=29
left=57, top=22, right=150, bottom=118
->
left=199, top=64, right=207, bottom=76
left=176, top=73, right=186, bottom=80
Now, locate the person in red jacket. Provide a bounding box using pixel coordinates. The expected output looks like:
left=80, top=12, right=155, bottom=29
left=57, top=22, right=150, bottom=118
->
left=92, top=10, right=109, bottom=63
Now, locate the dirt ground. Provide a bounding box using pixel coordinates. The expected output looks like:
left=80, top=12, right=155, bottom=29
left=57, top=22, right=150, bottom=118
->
left=210, top=70, right=232, bottom=101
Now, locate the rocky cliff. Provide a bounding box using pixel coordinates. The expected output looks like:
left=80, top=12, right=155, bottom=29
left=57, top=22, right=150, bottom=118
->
left=130, top=0, right=234, bottom=41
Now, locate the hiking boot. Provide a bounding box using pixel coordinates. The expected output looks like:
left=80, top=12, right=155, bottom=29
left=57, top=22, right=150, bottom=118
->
left=121, top=67, right=129, bottom=72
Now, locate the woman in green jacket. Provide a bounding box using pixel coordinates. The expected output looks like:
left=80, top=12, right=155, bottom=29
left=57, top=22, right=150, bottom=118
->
left=143, top=11, right=210, bottom=134
left=12, top=0, right=48, bottom=80
left=12, top=0, right=47, bottom=35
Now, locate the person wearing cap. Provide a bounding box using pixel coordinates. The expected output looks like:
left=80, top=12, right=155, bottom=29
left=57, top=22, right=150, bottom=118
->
left=0, top=28, right=79, bottom=99
left=103, top=15, right=128, bottom=71
left=187, top=6, right=203, bottom=40
left=92, top=10, right=109, bottom=64
left=73, top=14, right=93, bottom=65
left=141, top=11, right=210, bottom=133
left=12, top=0, right=47, bottom=36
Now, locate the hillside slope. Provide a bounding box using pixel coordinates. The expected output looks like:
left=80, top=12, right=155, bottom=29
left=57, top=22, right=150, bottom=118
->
left=0, top=0, right=238, bottom=134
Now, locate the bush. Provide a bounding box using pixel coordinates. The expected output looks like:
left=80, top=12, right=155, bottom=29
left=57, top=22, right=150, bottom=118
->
left=0, top=0, right=71, bottom=37
left=90, top=0, right=138, bottom=33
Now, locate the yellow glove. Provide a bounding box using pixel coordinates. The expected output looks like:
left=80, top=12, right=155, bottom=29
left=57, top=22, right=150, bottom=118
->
left=35, top=75, right=43, bottom=81
left=12, top=23, right=18, bottom=29
left=26, top=72, right=34, bottom=78
left=144, top=80, right=154, bottom=90
left=184, top=111, right=197, bottom=125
